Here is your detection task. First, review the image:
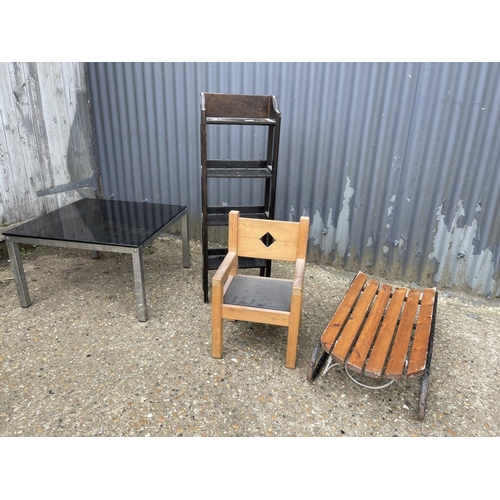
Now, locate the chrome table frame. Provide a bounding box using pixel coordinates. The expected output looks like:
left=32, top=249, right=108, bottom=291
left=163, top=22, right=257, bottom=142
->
left=4, top=206, right=190, bottom=322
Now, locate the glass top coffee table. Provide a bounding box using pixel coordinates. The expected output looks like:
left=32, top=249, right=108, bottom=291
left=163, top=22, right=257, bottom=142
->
left=2, top=198, right=190, bottom=322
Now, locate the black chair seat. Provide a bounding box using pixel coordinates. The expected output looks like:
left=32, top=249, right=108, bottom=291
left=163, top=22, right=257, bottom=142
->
left=224, top=275, right=292, bottom=312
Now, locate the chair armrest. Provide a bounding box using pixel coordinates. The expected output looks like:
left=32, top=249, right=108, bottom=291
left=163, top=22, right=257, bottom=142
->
left=292, top=258, right=306, bottom=292
left=212, top=251, right=238, bottom=286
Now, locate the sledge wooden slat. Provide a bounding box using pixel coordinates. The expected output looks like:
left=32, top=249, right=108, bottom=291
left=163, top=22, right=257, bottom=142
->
left=407, top=288, right=437, bottom=377
left=321, top=273, right=367, bottom=353
left=346, top=283, right=392, bottom=374
left=364, top=287, right=407, bottom=378
left=385, top=289, right=422, bottom=379
left=331, top=280, right=379, bottom=364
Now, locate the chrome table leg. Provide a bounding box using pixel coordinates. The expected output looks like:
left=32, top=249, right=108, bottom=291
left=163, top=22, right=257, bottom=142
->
left=5, top=238, right=31, bottom=308
left=132, top=247, right=147, bottom=322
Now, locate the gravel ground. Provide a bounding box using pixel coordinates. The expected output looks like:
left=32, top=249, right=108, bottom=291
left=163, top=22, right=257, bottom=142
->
left=1, top=235, right=499, bottom=438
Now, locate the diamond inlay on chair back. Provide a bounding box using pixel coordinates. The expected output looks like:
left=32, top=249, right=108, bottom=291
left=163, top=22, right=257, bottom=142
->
left=229, top=212, right=308, bottom=262
left=260, top=232, right=276, bottom=247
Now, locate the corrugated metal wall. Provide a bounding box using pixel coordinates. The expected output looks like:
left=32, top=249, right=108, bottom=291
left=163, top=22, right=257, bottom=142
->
left=87, top=62, right=500, bottom=297
left=0, top=62, right=97, bottom=227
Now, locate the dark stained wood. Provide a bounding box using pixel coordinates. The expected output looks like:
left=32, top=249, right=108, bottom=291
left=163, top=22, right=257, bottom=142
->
left=364, top=287, right=407, bottom=378
left=346, top=283, right=392, bottom=373
left=203, top=93, right=276, bottom=119
left=207, top=249, right=267, bottom=271
left=385, top=289, right=422, bottom=379
left=206, top=160, right=272, bottom=178
left=207, top=206, right=267, bottom=226
left=407, top=288, right=437, bottom=377
left=201, top=93, right=281, bottom=302
left=201, top=99, right=209, bottom=302
left=321, top=272, right=367, bottom=353
left=330, top=279, right=379, bottom=364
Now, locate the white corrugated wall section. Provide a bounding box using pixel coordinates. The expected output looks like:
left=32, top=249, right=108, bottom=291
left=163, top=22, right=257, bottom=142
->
left=0, top=62, right=97, bottom=227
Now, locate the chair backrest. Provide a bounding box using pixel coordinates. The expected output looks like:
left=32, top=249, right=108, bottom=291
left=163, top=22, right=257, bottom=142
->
left=228, top=211, right=309, bottom=263
left=201, top=93, right=279, bottom=120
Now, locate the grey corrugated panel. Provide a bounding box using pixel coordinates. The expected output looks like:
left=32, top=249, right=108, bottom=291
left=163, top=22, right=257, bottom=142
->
left=392, top=63, right=500, bottom=296
left=87, top=62, right=500, bottom=297
left=297, top=63, right=420, bottom=268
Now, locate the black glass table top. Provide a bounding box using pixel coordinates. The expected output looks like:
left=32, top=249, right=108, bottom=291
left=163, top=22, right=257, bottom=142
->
left=2, top=198, right=187, bottom=247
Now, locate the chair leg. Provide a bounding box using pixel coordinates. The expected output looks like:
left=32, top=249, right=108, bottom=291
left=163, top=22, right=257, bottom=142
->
left=212, top=316, right=223, bottom=358
left=285, top=324, right=299, bottom=368
left=211, top=286, right=223, bottom=358
left=285, top=297, right=302, bottom=368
